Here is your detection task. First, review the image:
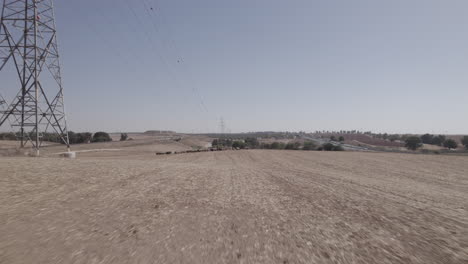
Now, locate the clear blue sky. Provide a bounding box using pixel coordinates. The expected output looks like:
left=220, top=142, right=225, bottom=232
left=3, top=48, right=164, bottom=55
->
left=3, top=0, right=468, bottom=134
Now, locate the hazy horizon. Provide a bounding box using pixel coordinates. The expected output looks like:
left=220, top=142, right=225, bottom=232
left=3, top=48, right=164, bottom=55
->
left=105, top=130, right=465, bottom=136
left=2, top=0, right=468, bottom=134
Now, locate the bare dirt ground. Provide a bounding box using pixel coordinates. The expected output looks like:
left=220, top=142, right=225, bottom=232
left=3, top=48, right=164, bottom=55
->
left=1, top=150, right=467, bottom=264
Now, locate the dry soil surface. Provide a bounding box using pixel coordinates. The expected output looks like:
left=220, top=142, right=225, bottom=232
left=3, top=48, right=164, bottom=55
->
left=1, top=150, right=467, bottom=264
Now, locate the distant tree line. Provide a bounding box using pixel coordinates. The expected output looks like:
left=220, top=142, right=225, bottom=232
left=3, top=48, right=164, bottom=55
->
left=420, top=134, right=447, bottom=146
left=404, top=133, right=467, bottom=151
left=0, top=131, right=113, bottom=145
left=43, top=131, right=113, bottom=144
left=329, top=135, right=345, bottom=142
left=0, top=132, right=17, bottom=140
left=315, top=130, right=368, bottom=134
left=212, top=138, right=344, bottom=151
left=206, top=132, right=302, bottom=140
left=212, top=137, right=260, bottom=149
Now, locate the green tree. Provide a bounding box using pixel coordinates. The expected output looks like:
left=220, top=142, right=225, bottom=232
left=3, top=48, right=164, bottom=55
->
left=244, top=137, right=259, bottom=148
left=270, top=142, right=285, bottom=149
left=322, top=143, right=335, bottom=151
left=333, top=145, right=344, bottom=151
left=420, top=134, right=434, bottom=144
left=461, top=136, right=468, bottom=150
left=91, top=132, right=112, bottom=143
left=270, top=142, right=280, bottom=149
left=41, top=132, right=60, bottom=143
left=212, top=138, right=233, bottom=147
left=285, top=142, right=301, bottom=150
left=77, top=132, right=92, bottom=144
left=443, top=139, right=458, bottom=149
left=260, top=143, right=271, bottom=149
left=67, top=131, right=77, bottom=144
left=0, top=132, right=17, bottom=140
left=405, top=136, right=422, bottom=151
left=120, top=133, right=128, bottom=141
left=431, top=135, right=446, bottom=146
left=232, top=141, right=246, bottom=149
left=338, top=136, right=345, bottom=142
left=302, top=141, right=317, bottom=150
left=330, top=136, right=337, bottom=141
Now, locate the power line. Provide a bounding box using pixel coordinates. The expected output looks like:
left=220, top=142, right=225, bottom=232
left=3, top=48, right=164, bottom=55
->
left=89, top=1, right=219, bottom=132
left=118, top=0, right=211, bottom=118
left=139, top=0, right=211, bottom=115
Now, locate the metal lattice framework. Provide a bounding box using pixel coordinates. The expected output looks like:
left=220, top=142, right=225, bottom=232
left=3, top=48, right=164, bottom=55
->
left=0, top=0, right=69, bottom=154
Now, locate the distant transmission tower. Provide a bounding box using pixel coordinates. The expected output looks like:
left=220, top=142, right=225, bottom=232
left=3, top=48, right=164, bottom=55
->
left=219, top=117, right=225, bottom=135
left=0, top=0, right=70, bottom=155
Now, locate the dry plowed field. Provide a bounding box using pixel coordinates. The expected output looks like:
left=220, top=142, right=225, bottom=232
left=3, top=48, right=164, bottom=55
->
left=1, top=150, right=467, bottom=263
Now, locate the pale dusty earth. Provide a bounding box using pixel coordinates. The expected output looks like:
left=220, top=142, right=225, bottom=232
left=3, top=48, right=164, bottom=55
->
left=1, top=143, right=467, bottom=263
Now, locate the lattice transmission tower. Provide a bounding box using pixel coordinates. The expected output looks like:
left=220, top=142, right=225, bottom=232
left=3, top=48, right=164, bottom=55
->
left=0, top=0, right=70, bottom=155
